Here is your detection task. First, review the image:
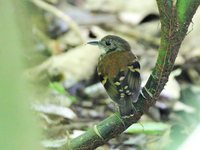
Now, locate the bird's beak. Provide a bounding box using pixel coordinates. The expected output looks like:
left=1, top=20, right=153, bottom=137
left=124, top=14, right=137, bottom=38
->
left=87, top=40, right=106, bottom=53
left=87, top=41, right=99, bottom=46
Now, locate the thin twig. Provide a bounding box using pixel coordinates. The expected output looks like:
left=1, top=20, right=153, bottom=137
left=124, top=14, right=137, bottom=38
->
left=31, top=0, right=85, bottom=44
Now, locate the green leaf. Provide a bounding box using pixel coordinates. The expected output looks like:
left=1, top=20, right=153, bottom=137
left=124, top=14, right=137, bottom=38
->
left=66, top=93, right=77, bottom=103
left=49, top=82, right=66, bottom=94
left=49, top=82, right=77, bottom=103
left=125, top=122, right=170, bottom=135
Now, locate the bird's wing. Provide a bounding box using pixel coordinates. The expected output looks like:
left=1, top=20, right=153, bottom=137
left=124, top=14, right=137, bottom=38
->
left=114, top=60, right=141, bottom=102
left=97, top=73, right=120, bottom=101
left=98, top=59, right=141, bottom=105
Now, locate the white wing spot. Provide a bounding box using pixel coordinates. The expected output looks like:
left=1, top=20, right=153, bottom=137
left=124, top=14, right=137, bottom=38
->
left=120, top=93, right=125, bottom=98
left=102, top=77, right=107, bottom=85
left=115, top=82, right=120, bottom=86
left=124, top=86, right=128, bottom=89
left=119, top=89, right=123, bottom=92
left=119, top=76, right=125, bottom=81
left=127, top=92, right=132, bottom=95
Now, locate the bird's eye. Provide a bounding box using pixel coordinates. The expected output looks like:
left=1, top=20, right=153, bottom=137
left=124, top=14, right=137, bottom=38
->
left=105, top=40, right=111, bottom=46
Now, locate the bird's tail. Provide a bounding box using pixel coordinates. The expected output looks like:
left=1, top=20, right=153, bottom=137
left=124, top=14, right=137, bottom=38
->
left=118, top=98, right=136, bottom=117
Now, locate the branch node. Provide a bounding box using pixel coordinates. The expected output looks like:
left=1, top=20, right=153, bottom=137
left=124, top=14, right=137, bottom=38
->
left=144, top=87, right=153, bottom=98
left=114, top=113, right=126, bottom=129
left=93, top=125, right=104, bottom=140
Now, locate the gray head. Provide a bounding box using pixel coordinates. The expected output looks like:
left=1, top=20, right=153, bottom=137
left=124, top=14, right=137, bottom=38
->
left=88, top=35, right=131, bottom=53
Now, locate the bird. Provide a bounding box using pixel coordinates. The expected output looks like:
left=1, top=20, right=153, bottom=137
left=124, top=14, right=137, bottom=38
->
left=88, top=35, right=141, bottom=117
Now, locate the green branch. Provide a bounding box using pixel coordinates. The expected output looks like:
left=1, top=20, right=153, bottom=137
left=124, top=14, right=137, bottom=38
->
left=63, top=1, right=200, bottom=149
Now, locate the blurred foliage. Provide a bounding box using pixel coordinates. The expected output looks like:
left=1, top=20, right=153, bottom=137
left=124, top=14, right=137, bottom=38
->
left=0, top=1, right=42, bottom=150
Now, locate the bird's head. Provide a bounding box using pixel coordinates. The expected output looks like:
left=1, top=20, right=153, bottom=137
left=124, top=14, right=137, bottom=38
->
left=88, top=35, right=131, bottom=53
